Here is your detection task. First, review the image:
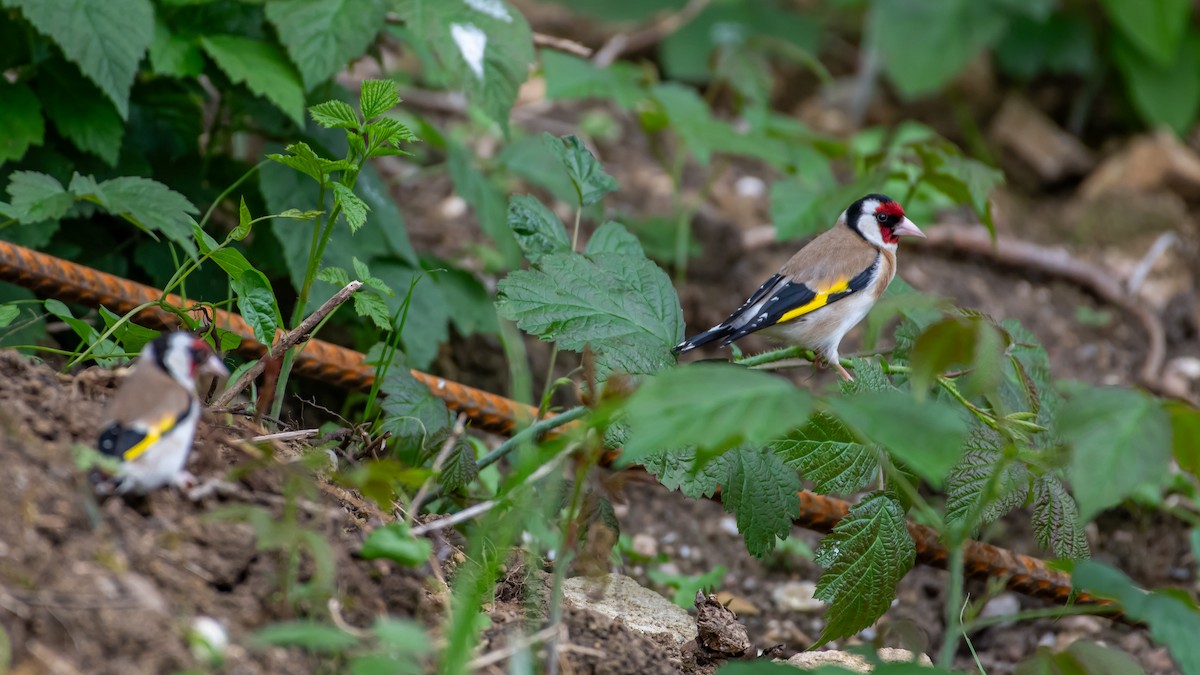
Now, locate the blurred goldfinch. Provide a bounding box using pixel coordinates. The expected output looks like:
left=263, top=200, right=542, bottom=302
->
left=674, top=194, right=925, bottom=380
left=97, top=332, right=228, bottom=494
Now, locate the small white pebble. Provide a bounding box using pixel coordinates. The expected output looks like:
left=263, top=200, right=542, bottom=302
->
left=1037, top=632, right=1056, bottom=647
left=735, top=175, right=766, bottom=198
left=772, top=580, right=824, bottom=612
left=439, top=195, right=468, bottom=219
left=190, top=616, right=228, bottom=661
left=631, top=533, right=657, bottom=558
left=679, top=545, right=692, bottom=558
left=719, top=517, right=740, bottom=536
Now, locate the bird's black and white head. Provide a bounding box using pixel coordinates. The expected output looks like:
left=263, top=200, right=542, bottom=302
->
left=143, top=332, right=229, bottom=389
left=841, top=194, right=925, bottom=250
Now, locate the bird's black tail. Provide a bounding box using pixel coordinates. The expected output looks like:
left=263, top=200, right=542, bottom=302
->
left=673, top=324, right=735, bottom=355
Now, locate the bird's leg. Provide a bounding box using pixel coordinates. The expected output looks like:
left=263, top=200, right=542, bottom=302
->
left=834, top=361, right=855, bottom=381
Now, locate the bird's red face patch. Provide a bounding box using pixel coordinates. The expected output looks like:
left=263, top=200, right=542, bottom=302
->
left=875, top=201, right=905, bottom=219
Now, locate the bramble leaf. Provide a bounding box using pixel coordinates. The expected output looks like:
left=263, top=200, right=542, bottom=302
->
left=379, top=367, right=452, bottom=451
left=1059, top=386, right=1171, bottom=520
left=332, top=183, right=369, bottom=233
left=543, top=134, right=619, bottom=207
left=39, top=65, right=123, bottom=166
left=439, top=437, right=478, bottom=493
left=585, top=221, right=643, bottom=257
left=6, top=0, right=152, bottom=117
left=772, top=413, right=879, bottom=495
left=309, top=100, right=360, bottom=129
left=945, top=430, right=1031, bottom=531
left=642, top=447, right=729, bottom=500
left=0, top=83, right=44, bottom=167
left=268, top=142, right=328, bottom=184
left=359, top=79, right=401, bottom=120
left=265, top=0, right=391, bottom=90
left=354, top=292, right=392, bottom=330
left=622, top=364, right=812, bottom=464
left=1031, top=475, right=1089, bottom=560
left=721, top=447, right=802, bottom=558
left=87, top=176, right=200, bottom=257
left=200, top=36, right=306, bottom=126
left=506, top=194, right=569, bottom=261
left=194, top=226, right=281, bottom=344
left=6, top=172, right=72, bottom=224
left=813, top=491, right=915, bottom=645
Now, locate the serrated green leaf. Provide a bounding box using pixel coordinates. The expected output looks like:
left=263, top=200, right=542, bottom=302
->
left=44, top=299, right=123, bottom=367
left=354, top=291, right=392, bottom=330
left=543, top=133, right=619, bottom=207
left=88, top=176, right=199, bottom=257
left=359, top=79, right=401, bottom=120
left=0, top=305, right=19, bottom=329
left=585, top=221, right=642, bottom=256
left=265, top=0, right=390, bottom=90
left=379, top=367, right=451, bottom=451
left=826, top=390, right=968, bottom=487
left=317, top=266, right=351, bottom=287
left=332, top=183, right=369, bottom=233
left=1112, top=32, right=1200, bottom=135
left=194, top=226, right=282, bottom=344
left=251, top=621, right=358, bottom=652
left=365, top=117, right=417, bottom=149
left=506, top=194, right=569, bottom=261
left=38, top=65, right=123, bottom=166
left=870, top=0, right=1009, bottom=99
left=6, top=172, right=71, bottom=224
left=622, top=363, right=812, bottom=464
left=149, top=17, right=204, bottom=77
left=268, top=142, right=327, bottom=184
left=200, top=36, right=306, bottom=126
left=439, top=437, right=478, bottom=493
left=1074, top=560, right=1200, bottom=674
left=909, top=315, right=1005, bottom=400
left=361, top=522, right=432, bottom=566
left=0, top=82, right=44, bottom=167
left=496, top=250, right=683, bottom=378
left=1099, top=0, right=1190, bottom=67
left=772, top=413, right=879, bottom=495
left=722, top=447, right=802, bottom=557
left=7, top=0, right=152, bottom=117
left=309, top=100, right=360, bottom=129
left=839, top=357, right=891, bottom=396
left=643, top=447, right=730, bottom=499
left=1031, top=475, right=1089, bottom=560
left=234, top=197, right=253, bottom=240
left=945, top=430, right=1031, bottom=531
left=813, top=491, right=915, bottom=645
left=1060, top=386, right=1171, bottom=520
left=279, top=208, right=325, bottom=221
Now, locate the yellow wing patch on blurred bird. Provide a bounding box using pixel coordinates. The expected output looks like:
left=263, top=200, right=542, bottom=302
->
left=120, top=413, right=181, bottom=461
left=777, top=278, right=851, bottom=324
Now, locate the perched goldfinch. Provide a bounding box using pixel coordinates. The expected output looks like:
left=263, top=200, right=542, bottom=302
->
left=97, top=332, right=228, bottom=494
left=674, top=194, right=925, bottom=381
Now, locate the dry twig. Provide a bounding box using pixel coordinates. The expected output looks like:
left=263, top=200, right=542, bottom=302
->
left=212, top=281, right=362, bottom=407
left=593, top=0, right=711, bottom=67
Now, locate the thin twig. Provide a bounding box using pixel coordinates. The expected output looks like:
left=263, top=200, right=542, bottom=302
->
left=533, top=32, right=593, bottom=57
left=467, top=625, right=562, bottom=670
left=592, top=0, right=711, bottom=67
left=212, top=281, right=363, bottom=407
left=1127, top=231, right=1177, bottom=294
left=410, top=500, right=497, bottom=536
left=248, top=429, right=321, bottom=443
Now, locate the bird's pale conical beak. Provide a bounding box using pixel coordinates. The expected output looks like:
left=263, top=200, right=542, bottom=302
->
left=893, top=217, right=926, bottom=239
left=200, top=353, right=229, bottom=378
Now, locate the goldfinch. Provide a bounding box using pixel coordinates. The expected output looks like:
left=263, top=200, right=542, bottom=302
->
left=674, top=194, right=925, bottom=380
left=96, top=332, right=228, bottom=494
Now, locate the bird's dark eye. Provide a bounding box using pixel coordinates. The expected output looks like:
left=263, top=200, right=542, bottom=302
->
left=875, top=212, right=888, bottom=223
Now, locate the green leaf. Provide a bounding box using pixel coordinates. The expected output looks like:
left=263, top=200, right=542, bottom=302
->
left=98, top=307, right=159, bottom=355
left=1074, top=560, right=1200, bottom=674
left=542, top=134, right=619, bottom=208
left=1099, top=0, right=1190, bottom=66
left=200, top=36, right=306, bottom=126
left=268, top=142, right=328, bottom=184
left=909, top=315, right=1005, bottom=400
left=1015, top=641, right=1143, bottom=675
left=332, top=183, right=369, bottom=233
left=944, top=430, right=1030, bottom=530
left=660, top=2, right=820, bottom=83
left=542, top=50, right=647, bottom=109
left=813, top=491, right=915, bottom=645
left=1169, top=401, right=1200, bottom=476
left=439, top=437, right=479, bottom=493
left=6, top=172, right=72, bottom=224
left=622, top=364, right=812, bottom=464
left=1059, top=386, right=1171, bottom=520
left=721, top=447, right=802, bottom=557
left=353, top=291, right=392, bottom=330
left=0, top=82, right=44, bottom=167
left=251, top=621, right=358, bottom=652
left=318, top=266, right=351, bottom=287
left=1031, top=475, right=1089, bottom=560
left=360, top=522, right=433, bottom=566
left=194, top=226, right=282, bottom=344
left=870, top=0, right=1009, bottom=99
left=496, top=250, right=683, bottom=378
left=352, top=258, right=393, bottom=295
left=393, top=0, right=533, bottom=134
left=435, top=268, right=498, bottom=336
left=1112, top=32, right=1200, bottom=135
left=149, top=17, right=204, bottom=77
left=379, top=367, right=452, bottom=451
left=309, top=100, right=360, bottom=129
left=506, top=194, right=569, bottom=261
left=265, top=0, right=391, bottom=90
left=234, top=197, right=253, bottom=240
left=43, top=299, right=123, bottom=367
left=6, top=0, right=152, bottom=117
left=643, top=447, right=729, bottom=499
left=772, top=413, right=879, bottom=495
left=447, top=143, right=520, bottom=264
left=825, top=390, right=969, bottom=487
left=585, top=221, right=642, bottom=257
left=358, top=79, right=401, bottom=120
left=0, top=305, right=19, bottom=329
left=87, top=176, right=200, bottom=257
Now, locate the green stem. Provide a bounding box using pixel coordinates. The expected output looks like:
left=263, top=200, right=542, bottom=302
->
left=570, top=207, right=582, bottom=252
left=198, top=159, right=267, bottom=230
left=938, top=544, right=965, bottom=669
left=735, top=346, right=812, bottom=368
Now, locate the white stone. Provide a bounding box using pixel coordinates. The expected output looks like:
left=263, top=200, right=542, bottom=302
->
left=772, top=580, right=824, bottom=612
left=562, top=573, right=697, bottom=645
